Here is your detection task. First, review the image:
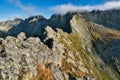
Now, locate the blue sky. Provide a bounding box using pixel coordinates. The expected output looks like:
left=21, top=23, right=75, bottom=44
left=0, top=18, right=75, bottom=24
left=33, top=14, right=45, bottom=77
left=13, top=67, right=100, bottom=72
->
left=0, top=0, right=120, bottom=21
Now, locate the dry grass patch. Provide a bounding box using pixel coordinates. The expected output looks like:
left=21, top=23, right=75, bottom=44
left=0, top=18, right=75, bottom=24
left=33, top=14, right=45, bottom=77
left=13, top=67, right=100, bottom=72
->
left=32, top=63, right=53, bottom=80
left=60, top=58, right=85, bottom=78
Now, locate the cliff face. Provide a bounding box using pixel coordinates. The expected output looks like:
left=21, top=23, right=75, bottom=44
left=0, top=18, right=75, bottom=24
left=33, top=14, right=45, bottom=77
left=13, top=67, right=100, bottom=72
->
left=0, top=11, right=120, bottom=80
left=84, top=10, right=120, bottom=30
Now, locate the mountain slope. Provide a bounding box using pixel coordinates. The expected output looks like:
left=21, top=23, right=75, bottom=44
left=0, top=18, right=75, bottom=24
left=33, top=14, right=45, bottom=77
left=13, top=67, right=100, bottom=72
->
left=70, top=14, right=120, bottom=75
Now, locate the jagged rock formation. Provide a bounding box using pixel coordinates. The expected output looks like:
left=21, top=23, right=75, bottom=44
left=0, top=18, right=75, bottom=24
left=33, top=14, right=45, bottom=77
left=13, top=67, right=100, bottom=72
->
left=0, top=10, right=120, bottom=80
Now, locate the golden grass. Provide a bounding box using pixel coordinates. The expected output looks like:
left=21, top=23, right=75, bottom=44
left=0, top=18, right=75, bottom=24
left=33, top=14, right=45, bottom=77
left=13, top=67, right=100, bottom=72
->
left=32, top=63, right=53, bottom=80
left=90, top=23, right=120, bottom=43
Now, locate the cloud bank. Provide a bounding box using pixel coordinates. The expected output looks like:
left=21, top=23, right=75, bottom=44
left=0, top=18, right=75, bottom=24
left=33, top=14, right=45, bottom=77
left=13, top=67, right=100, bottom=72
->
left=50, top=1, right=120, bottom=14
left=8, top=0, right=36, bottom=14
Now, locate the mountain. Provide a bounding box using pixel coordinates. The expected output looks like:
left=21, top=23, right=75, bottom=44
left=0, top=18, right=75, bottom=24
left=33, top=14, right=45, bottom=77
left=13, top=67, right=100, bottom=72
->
left=0, top=10, right=120, bottom=80
left=0, top=18, right=22, bottom=37
left=84, top=9, right=120, bottom=30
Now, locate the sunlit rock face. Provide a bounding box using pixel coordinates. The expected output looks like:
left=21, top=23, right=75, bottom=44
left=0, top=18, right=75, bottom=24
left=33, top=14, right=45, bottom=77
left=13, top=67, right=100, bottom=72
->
left=0, top=10, right=120, bottom=80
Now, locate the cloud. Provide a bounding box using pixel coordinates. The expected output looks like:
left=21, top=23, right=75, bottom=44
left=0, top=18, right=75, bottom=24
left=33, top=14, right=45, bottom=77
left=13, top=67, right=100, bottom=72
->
left=50, top=1, right=120, bottom=14
left=8, top=14, right=26, bottom=20
left=7, top=0, right=36, bottom=14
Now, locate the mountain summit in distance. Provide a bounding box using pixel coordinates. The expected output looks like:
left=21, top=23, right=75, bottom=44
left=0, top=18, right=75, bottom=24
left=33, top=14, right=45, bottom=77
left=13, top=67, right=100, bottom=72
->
left=0, top=8, right=120, bottom=80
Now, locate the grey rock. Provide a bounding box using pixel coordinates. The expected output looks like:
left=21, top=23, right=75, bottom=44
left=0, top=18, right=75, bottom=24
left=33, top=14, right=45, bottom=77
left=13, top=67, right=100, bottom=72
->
left=17, top=32, right=26, bottom=41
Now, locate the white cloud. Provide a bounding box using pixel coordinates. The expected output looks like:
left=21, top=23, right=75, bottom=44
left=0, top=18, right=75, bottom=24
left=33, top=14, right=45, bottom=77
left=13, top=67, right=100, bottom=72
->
left=7, top=0, right=36, bottom=14
left=50, top=1, right=120, bottom=14
left=8, top=14, right=26, bottom=20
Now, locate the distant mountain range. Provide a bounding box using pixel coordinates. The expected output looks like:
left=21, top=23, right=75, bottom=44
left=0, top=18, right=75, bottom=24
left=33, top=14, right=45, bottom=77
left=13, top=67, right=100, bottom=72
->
left=0, top=9, right=120, bottom=80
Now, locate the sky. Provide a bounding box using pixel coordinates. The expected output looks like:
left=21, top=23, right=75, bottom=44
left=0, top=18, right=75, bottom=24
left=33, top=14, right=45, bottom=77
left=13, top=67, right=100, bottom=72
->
left=0, top=0, right=120, bottom=22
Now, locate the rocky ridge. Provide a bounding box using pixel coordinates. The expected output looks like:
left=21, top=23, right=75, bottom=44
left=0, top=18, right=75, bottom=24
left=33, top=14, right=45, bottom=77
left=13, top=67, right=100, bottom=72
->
left=0, top=11, right=120, bottom=80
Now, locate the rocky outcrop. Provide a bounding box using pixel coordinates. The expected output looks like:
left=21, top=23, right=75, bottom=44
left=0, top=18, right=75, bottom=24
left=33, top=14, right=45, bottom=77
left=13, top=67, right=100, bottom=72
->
left=0, top=30, right=85, bottom=80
